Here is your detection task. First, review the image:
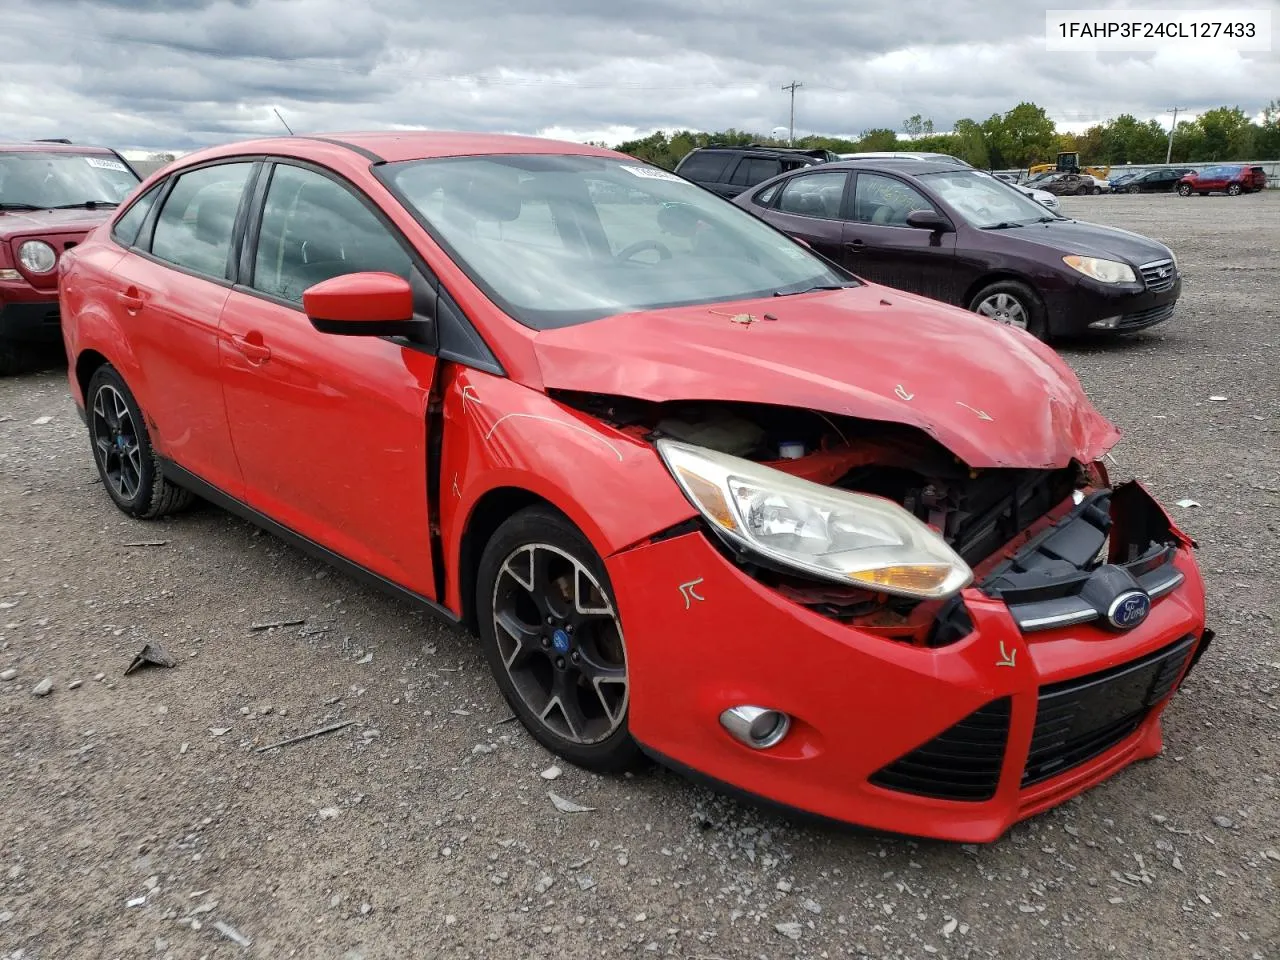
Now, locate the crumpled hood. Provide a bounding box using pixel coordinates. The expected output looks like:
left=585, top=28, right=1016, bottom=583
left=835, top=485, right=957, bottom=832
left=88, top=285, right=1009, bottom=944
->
left=533, top=284, right=1120, bottom=470
left=0, top=208, right=112, bottom=240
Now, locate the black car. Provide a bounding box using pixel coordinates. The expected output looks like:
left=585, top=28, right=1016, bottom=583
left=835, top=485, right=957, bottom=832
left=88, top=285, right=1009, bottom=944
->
left=1112, top=168, right=1195, bottom=194
left=732, top=159, right=1181, bottom=340
left=674, top=145, right=837, bottom=199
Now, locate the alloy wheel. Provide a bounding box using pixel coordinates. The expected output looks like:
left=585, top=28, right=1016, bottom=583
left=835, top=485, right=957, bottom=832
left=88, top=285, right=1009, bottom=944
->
left=91, top=384, right=143, bottom=501
left=975, top=292, right=1029, bottom=330
left=491, top=543, right=628, bottom=745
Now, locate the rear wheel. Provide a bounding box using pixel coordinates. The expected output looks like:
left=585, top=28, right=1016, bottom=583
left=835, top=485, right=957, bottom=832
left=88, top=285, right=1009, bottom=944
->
left=86, top=365, right=194, bottom=519
left=1226, top=183, right=1242, bottom=196
left=476, top=506, right=640, bottom=772
left=1178, top=184, right=1192, bottom=197
left=969, top=280, right=1047, bottom=340
left=1091, top=185, right=1102, bottom=195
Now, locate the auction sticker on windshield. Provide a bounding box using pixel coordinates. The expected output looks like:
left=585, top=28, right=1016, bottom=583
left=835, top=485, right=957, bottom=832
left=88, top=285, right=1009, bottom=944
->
left=619, top=164, right=683, bottom=182
left=84, top=157, right=128, bottom=171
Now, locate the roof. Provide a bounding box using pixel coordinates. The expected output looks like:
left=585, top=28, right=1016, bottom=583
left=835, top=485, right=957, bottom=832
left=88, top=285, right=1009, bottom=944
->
left=297, top=131, right=619, bottom=163
left=824, top=158, right=972, bottom=176
left=0, top=141, right=117, bottom=156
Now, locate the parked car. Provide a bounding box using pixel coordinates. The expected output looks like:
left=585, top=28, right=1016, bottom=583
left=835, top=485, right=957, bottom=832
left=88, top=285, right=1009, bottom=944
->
left=0, top=140, right=140, bottom=373
left=837, top=151, right=969, bottom=165
left=58, top=133, right=1210, bottom=843
left=1178, top=164, right=1267, bottom=196
left=993, top=172, right=1020, bottom=184
left=1029, top=172, right=1109, bottom=196
left=734, top=159, right=1181, bottom=339
left=674, top=145, right=836, bottom=198
left=1014, top=183, right=1061, bottom=211
left=1110, top=168, right=1195, bottom=193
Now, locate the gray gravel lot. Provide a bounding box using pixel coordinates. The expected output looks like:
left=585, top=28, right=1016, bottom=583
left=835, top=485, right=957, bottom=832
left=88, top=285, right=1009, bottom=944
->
left=1, top=192, right=1276, bottom=960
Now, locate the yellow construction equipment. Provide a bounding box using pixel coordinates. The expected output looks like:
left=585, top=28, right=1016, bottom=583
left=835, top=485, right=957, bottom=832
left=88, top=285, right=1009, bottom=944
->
left=1027, top=152, right=1111, bottom=180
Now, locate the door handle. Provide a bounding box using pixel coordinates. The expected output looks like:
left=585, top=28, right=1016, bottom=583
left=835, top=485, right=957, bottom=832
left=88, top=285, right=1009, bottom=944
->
left=117, top=287, right=144, bottom=311
left=231, top=334, right=271, bottom=364
left=844, top=240, right=865, bottom=253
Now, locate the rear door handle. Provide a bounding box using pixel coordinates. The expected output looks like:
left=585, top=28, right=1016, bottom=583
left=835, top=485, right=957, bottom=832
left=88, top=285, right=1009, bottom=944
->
left=844, top=240, right=865, bottom=253
left=117, top=287, right=144, bottom=311
left=231, top=334, right=271, bottom=364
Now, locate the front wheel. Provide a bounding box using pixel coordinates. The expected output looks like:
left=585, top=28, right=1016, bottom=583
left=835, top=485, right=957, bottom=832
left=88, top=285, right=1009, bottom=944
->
left=1178, top=184, right=1192, bottom=196
left=1091, top=186, right=1103, bottom=195
left=476, top=506, right=640, bottom=772
left=1226, top=183, right=1242, bottom=196
left=86, top=365, right=194, bottom=519
left=1128, top=185, right=1141, bottom=194
left=969, top=280, right=1047, bottom=340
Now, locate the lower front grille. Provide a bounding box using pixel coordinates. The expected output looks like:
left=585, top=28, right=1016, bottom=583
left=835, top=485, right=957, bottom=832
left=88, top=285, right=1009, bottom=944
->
left=870, top=697, right=1010, bottom=802
left=1118, top=302, right=1176, bottom=330
left=1022, top=634, right=1196, bottom=786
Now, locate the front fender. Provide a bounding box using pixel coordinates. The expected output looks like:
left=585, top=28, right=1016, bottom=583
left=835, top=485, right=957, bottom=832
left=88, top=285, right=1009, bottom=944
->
left=438, top=366, right=696, bottom=614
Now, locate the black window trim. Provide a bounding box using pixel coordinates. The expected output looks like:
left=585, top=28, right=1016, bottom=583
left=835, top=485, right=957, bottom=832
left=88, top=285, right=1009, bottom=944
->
left=109, top=180, right=164, bottom=249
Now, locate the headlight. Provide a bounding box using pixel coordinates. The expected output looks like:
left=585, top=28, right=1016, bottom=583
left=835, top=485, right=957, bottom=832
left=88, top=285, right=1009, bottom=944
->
left=17, top=240, right=57, bottom=274
left=656, top=439, right=972, bottom=600
left=1062, top=254, right=1136, bottom=284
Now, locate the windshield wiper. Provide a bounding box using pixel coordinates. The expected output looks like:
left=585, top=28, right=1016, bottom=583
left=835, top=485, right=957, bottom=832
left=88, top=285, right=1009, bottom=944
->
left=0, top=202, right=43, bottom=211
left=49, top=200, right=119, bottom=210
left=981, top=221, right=1025, bottom=230
left=773, top=282, right=859, bottom=297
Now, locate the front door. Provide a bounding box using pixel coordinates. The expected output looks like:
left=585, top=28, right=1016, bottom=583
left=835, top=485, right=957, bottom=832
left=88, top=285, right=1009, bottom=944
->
left=218, top=162, right=439, bottom=596
left=840, top=172, right=959, bottom=304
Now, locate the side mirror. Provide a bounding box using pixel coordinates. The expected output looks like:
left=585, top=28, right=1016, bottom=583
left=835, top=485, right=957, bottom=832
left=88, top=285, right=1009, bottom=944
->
left=905, top=209, right=951, bottom=232
left=304, top=272, right=416, bottom=336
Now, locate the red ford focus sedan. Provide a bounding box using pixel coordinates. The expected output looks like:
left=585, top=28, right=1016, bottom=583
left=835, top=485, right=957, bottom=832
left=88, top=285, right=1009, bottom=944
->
left=58, top=133, right=1211, bottom=842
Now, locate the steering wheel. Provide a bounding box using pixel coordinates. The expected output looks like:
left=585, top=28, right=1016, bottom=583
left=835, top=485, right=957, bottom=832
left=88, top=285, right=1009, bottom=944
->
left=614, top=239, right=673, bottom=263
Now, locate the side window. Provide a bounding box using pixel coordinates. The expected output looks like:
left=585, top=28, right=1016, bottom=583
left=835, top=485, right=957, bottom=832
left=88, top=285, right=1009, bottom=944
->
left=110, top=183, right=161, bottom=247
left=676, top=152, right=732, bottom=183
left=852, top=173, right=936, bottom=227
left=776, top=172, right=847, bottom=219
left=151, top=163, right=254, bottom=279
left=730, top=157, right=782, bottom=187
left=251, top=164, right=412, bottom=304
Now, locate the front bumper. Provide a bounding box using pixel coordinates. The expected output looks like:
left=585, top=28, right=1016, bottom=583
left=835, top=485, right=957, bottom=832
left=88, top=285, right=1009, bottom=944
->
left=0, top=296, right=62, bottom=344
left=1047, top=273, right=1181, bottom=337
left=609, top=503, right=1208, bottom=843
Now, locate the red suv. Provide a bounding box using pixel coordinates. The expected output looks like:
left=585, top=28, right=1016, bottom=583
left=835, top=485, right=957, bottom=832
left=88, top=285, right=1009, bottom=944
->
left=0, top=141, right=140, bottom=374
left=1177, top=164, right=1268, bottom=196
left=58, top=133, right=1211, bottom=842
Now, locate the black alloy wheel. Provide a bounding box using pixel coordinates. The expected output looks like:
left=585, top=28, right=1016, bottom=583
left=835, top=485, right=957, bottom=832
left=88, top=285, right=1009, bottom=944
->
left=477, top=507, right=639, bottom=772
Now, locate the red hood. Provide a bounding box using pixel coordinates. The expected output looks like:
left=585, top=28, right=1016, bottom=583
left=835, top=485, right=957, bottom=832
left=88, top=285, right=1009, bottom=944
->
left=532, top=285, right=1120, bottom=470
left=0, top=208, right=113, bottom=240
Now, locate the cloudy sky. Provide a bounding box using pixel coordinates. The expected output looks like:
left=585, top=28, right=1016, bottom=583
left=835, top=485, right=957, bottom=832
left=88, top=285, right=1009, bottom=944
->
left=3, top=0, right=1276, bottom=154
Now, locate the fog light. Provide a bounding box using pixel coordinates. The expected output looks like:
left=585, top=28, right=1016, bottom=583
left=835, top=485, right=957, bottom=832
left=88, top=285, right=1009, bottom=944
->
left=1089, top=315, right=1122, bottom=330
left=719, top=705, right=791, bottom=749
left=0, top=268, right=22, bottom=281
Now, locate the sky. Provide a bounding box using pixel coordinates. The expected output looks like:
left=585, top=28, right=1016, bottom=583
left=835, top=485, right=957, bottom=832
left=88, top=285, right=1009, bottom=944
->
left=2, top=0, right=1276, bottom=155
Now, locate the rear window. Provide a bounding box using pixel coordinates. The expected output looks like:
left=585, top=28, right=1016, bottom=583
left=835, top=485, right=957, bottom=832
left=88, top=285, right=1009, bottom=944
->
left=675, top=151, right=733, bottom=183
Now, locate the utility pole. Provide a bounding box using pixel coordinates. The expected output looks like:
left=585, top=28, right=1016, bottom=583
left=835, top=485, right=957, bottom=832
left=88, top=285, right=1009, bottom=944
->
left=781, top=81, right=803, bottom=145
left=1165, top=106, right=1183, bottom=164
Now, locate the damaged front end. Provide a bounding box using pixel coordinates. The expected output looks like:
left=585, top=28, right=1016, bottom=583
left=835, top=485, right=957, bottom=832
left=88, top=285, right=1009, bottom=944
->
left=554, top=391, right=1191, bottom=648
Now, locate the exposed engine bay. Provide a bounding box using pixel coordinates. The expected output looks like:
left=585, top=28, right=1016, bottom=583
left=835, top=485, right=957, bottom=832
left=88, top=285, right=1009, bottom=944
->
left=554, top=392, right=1175, bottom=645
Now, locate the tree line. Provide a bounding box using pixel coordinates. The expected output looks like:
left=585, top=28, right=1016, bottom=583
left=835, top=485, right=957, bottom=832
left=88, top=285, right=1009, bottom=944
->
left=614, top=100, right=1280, bottom=171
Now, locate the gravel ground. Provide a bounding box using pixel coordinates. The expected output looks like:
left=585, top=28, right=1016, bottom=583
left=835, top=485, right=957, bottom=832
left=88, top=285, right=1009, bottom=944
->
left=1, top=192, right=1276, bottom=960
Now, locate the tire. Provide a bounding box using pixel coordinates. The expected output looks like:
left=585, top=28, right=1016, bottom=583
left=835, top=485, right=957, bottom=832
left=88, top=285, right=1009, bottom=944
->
left=476, top=506, right=640, bottom=772
left=1226, top=183, right=1242, bottom=196
left=1128, top=185, right=1141, bottom=194
left=1091, top=186, right=1102, bottom=195
left=1178, top=184, right=1192, bottom=197
left=86, top=364, right=194, bottom=519
left=1074, top=186, right=1087, bottom=196
left=968, top=280, right=1048, bottom=340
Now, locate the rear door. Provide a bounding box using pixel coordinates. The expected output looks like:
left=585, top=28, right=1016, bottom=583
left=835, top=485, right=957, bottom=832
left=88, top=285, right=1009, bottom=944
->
left=218, top=160, right=440, bottom=596
left=722, top=155, right=784, bottom=198
left=103, top=160, right=257, bottom=496
left=673, top=151, right=734, bottom=194
left=840, top=171, right=959, bottom=303
left=754, top=170, right=849, bottom=261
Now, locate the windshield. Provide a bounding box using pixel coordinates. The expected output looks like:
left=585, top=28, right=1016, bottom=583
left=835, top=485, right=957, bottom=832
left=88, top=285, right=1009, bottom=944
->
left=919, top=170, right=1061, bottom=228
left=380, top=154, right=852, bottom=329
left=0, top=151, right=139, bottom=209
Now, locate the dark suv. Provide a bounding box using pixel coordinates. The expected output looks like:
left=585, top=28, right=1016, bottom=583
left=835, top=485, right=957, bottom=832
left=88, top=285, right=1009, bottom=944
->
left=674, top=145, right=838, bottom=198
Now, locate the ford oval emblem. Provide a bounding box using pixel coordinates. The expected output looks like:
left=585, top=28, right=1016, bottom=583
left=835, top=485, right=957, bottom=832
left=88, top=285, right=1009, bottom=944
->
left=1107, top=590, right=1151, bottom=630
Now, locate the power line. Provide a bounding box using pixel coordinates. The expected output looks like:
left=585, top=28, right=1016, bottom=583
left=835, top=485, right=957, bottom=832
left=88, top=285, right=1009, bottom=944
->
left=781, top=81, right=803, bottom=145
